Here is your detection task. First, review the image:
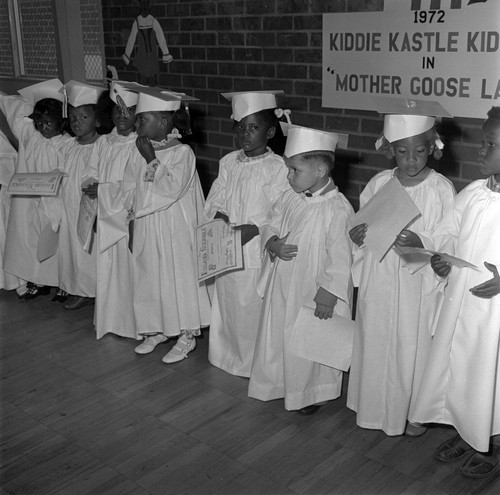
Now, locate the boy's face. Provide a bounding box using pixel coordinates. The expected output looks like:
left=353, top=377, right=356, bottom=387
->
left=112, top=104, right=136, bottom=136
left=390, top=133, right=433, bottom=180
left=69, top=105, right=98, bottom=139
left=478, top=118, right=500, bottom=178
left=234, top=112, right=275, bottom=158
left=135, top=112, right=168, bottom=140
left=285, top=155, right=322, bottom=193
left=34, top=115, right=62, bottom=139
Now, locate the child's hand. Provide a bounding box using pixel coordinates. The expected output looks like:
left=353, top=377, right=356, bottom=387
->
left=82, top=182, right=98, bottom=199
left=136, top=136, right=156, bottom=163
left=214, top=211, right=230, bottom=223
left=395, top=229, right=423, bottom=248
left=234, top=224, right=259, bottom=246
left=313, top=287, right=338, bottom=320
left=470, top=262, right=500, bottom=298
left=431, top=254, right=451, bottom=278
left=349, top=224, right=367, bottom=247
left=267, top=233, right=297, bottom=261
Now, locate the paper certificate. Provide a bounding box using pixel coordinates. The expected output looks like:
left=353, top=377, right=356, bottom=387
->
left=196, top=219, right=243, bottom=282
left=289, top=305, right=356, bottom=372
left=77, top=194, right=97, bottom=252
left=396, top=246, right=477, bottom=270
left=350, top=178, right=421, bottom=262
left=7, top=170, right=65, bottom=196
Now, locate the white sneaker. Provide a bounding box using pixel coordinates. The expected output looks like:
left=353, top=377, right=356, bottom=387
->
left=134, top=334, right=168, bottom=354
left=162, top=335, right=196, bottom=363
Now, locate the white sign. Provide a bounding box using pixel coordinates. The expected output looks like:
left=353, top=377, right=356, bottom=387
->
left=322, top=1, right=500, bottom=118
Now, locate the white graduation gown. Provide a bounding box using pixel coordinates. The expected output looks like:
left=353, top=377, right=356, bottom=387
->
left=0, top=95, right=69, bottom=286
left=347, top=168, right=456, bottom=435
left=248, top=187, right=354, bottom=411
left=123, top=141, right=211, bottom=337
left=410, top=179, right=500, bottom=452
left=204, top=148, right=289, bottom=377
left=56, top=137, right=101, bottom=297
left=0, top=131, right=22, bottom=290
left=85, top=129, right=138, bottom=339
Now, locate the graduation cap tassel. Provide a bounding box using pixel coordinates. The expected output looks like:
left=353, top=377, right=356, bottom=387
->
left=62, top=86, right=68, bottom=118
left=116, top=94, right=130, bottom=118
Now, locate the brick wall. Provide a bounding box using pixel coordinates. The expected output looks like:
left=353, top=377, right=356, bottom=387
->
left=102, top=0, right=486, bottom=206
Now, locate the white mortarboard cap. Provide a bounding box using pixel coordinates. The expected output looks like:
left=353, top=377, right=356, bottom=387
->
left=109, top=80, right=140, bottom=107
left=374, top=97, right=452, bottom=144
left=18, top=78, right=64, bottom=105
left=62, top=80, right=106, bottom=108
left=221, top=90, right=284, bottom=121
left=135, top=86, right=198, bottom=114
left=284, top=124, right=349, bottom=158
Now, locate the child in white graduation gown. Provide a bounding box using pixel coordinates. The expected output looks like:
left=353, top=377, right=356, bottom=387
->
left=56, top=81, right=106, bottom=310
left=248, top=125, right=353, bottom=413
left=410, top=107, right=500, bottom=478
left=0, top=80, right=70, bottom=298
left=0, top=130, right=22, bottom=291
left=83, top=81, right=140, bottom=339
left=204, top=90, right=290, bottom=377
left=123, top=87, right=210, bottom=362
left=347, top=101, right=456, bottom=436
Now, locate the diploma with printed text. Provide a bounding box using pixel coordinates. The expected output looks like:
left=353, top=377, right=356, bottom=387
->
left=77, top=194, right=97, bottom=252
left=196, top=219, right=243, bottom=282
left=7, top=170, right=65, bottom=196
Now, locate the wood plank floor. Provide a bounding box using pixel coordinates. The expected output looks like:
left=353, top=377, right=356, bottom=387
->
left=1, top=288, right=499, bottom=495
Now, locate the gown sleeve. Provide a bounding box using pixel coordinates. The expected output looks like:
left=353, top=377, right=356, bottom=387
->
left=204, top=155, right=229, bottom=220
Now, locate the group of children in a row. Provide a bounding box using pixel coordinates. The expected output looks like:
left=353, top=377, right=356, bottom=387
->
left=0, top=79, right=499, bottom=479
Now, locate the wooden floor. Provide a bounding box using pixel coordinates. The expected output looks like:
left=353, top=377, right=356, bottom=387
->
left=0, top=289, right=499, bottom=495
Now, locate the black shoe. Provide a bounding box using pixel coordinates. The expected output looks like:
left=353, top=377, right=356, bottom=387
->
left=64, top=296, right=95, bottom=310
left=23, top=284, right=51, bottom=300
left=297, top=405, right=321, bottom=416
left=51, top=288, right=69, bottom=303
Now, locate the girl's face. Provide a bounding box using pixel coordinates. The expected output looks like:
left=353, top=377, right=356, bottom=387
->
left=391, top=133, right=433, bottom=180
left=69, top=105, right=99, bottom=142
left=112, top=105, right=137, bottom=136
left=135, top=112, right=171, bottom=140
left=285, top=155, right=323, bottom=194
left=34, top=115, right=62, bottom=139
left=234, top=113, right=274, bottom=158
left=477, top=118, right=500, bottom=179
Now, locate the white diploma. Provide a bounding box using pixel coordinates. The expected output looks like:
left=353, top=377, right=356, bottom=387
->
left=196, top=219, right=243, bottom=282
left=289, top=305, right=356, bottom=372
left=350, top=177, right=421, bottom=262
left=77, top=194, right=97, bottom=252
left=7, top=170, right=65, bottom=196
left=396, top=246, right=477, bottom=269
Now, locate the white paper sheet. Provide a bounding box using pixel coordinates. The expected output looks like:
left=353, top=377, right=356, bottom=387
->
left=350, top=178, right=421, bottom=262
left=37, top=224, right=59, bottom=262
left=288, top=305, right=355, bottom=372
left=196, top=219, right=243, bottom=282
left=396, top=246, right=477, bottom=269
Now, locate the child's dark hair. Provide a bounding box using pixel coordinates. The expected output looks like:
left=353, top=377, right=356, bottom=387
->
left=231, top=108, right=279, bottom=130
left=378, top=127, right=443, bottom=160
left=29, top=98, right=66, bottom=132
left=151, top=108, right=192, bottom=136
left=299, top=150, right=336, bottom=172
left=487, top=106, right=500, bottom=121
left=95, top=90, right=115, bottom=134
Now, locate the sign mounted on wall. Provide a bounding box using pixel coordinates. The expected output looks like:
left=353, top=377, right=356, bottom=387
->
left=322, top=0, right=500, bottom=118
